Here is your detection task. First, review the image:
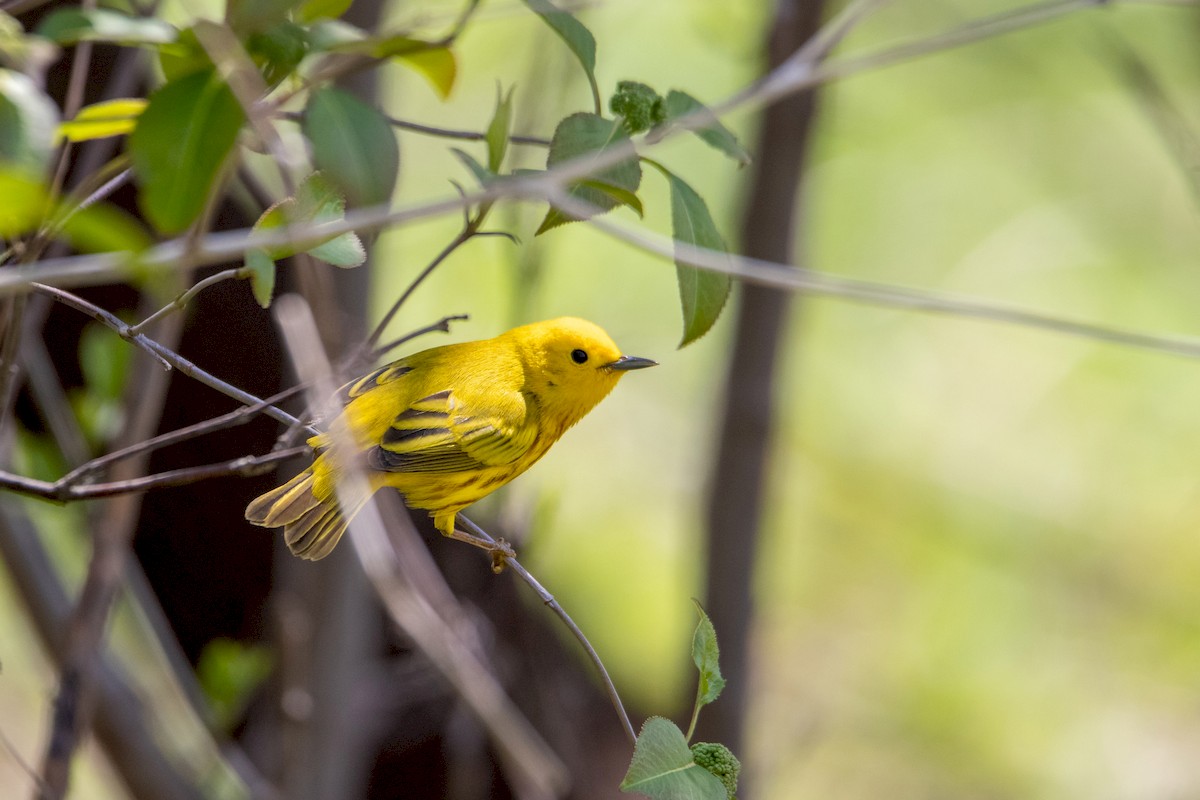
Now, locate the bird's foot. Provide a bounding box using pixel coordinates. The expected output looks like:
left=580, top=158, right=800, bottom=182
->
left=446, top=528, right=516, bottom=573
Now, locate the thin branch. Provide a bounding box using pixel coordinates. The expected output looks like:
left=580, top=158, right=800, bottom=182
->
left=544, top=187, right=1200, bottom=361
left=363, top=205, right=491, bottom=350
left=60, top=384, right=307, bottom=487
left=127, top=268, right=246, bottom=337
left=370, top=314, right=469, bottom=361
left=0, top=447, right=307, bottom=502
left=31, top=283, right=309, bottom=430
left=3, top=0, right=1194, bottom=366
left=458, top=514, right=637, bottom=745
left=388, top=115, right=551, bottom=147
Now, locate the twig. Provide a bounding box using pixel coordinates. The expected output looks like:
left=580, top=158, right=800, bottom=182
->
left=127, top=268, right=246, bottom=337
left=543, top=186, right=1200, bottom=362
left=363, top=209, right=490, bottom=350
left=0, top=446, right=308, bottom=502
left=369, top=314, right=469, bottom=361
left=387, top=115, right=552, bottom=147
left=30, top=283, right=309, bottom=430
left=457, top=515, right=637, bottom=745
left=60, top=384, right=307, bottom=486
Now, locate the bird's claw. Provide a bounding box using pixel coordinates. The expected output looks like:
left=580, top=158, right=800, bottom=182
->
left=489, top=538, right=516, bottom=573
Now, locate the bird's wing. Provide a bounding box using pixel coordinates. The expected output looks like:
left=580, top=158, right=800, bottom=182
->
left=367, top=388, right=537, bottom=474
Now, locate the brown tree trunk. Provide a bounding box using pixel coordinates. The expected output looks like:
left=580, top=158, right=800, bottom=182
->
left=696, top=0, right=826, bottom=788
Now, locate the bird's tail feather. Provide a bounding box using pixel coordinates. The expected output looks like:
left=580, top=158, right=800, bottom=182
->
left=245, top=469, right=371, bottom=561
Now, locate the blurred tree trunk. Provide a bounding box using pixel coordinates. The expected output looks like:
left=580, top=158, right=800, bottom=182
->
left=696, top=0, right=826, bottom=780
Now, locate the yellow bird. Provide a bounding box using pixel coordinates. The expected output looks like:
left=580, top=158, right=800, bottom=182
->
left=245, top=317, right=656, bottom=561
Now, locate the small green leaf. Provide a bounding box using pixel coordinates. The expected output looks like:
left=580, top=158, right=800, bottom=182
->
left=245, top=248, right=275, bottom=308
left=620, top=717, right=726, bottom=800
left=36, top=8, right=177, bottom=45
left=663, top=90, right=750, bottom=167
left=303, top=86, right=398, bottom=207
left=127, top=68, right=245, bottom=234
left=389, top=40, right=455, bottom=100
left=0, top=168, right=47, bottom=237
left=308, top=230, right=364, bottom=267
left=520, top=0, right=599, bottom=108
left=248, top=21, right=309, bottom=87
left=197, top=638, right=274, bottom=732
left=691, top=600, right=725, bottom=707
left=226, top=0, right=299, bottom=36
left=656, top=165, right=731, bottom=346
left=79, top=323, right=131, bottom=402
left=297, top=0, right=353, bottom=23
left=158, top=26, right=212, bottom=82
left=252, top=172, right=365, bottom=267
left=451, top=147, right=493, bottom=186
left=59, top=203, right=152, bottom=254
left=322, top=35, right=455, bottom=98
left=577, top=178, right=642, bottom=217
left=57, top=98, right=146, bottom=143
left=486, top=85, right=514, bottom=173
left=536, top=112, right=641, bottom=235
left=0, top=68, right=59, bottom=172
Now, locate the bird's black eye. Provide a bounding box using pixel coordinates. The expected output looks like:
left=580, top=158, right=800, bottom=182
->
left=571, top=348, right=589, bottom=364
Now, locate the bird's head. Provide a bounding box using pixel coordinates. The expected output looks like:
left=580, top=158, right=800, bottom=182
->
left=508, top=317, right=656, bottom=424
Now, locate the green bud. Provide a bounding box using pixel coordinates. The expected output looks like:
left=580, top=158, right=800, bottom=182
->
left=609, top=80, right=665, bottom=134
left=690, top=741, right=740, bottom=799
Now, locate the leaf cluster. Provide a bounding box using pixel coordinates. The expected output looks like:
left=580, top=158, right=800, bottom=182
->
left=1, top=0, right=752, bottom=344
left=619, top=603, right=741, bottom=800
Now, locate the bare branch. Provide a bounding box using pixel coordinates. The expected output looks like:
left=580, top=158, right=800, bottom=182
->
left=457, top=514, right=637, bottom=745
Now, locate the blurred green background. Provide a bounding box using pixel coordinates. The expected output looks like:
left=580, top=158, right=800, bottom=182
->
left=6, top=0, right=1200, bottom=797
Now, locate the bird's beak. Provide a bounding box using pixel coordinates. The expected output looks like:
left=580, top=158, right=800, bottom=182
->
left=606, top=355, right=658, bottom=371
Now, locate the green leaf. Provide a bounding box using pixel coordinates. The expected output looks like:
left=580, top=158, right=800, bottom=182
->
left=657, top=166, right=731, bottom=346
left=226, top=0, right=299, bottom=36
left=297, top=0, right=353, bottom=23
left=0, top=168, right=47, bottom=237
left=79, top=323, right=131, bottom=402
left=691, top=600, right=726, bottom=707
left=252, top=172, right=365, bottom=267
left=197, top=638, right=274, bottom=732
left=36, top=8, right=177, bottom=45
left=486, top=85, right=514, bottom=173
left=0, top=68, right=59, bottom=172
left=303, top=86, right=398, bottom=207
left=158, top=26, right=212, bottom=82
left=308, top=229, right=364, bottom=267
left=324, top=35, right=456, bottom=99
left=59, top=203, right=152, bottom=254
left=536, top=112, right=641, bottom=235
left=663, top=90, right=750, bottom=167
left=127, top=68, right=245, bottom=234
left=57, top=98, right=146, bottom=143
left=451, top=147, right=493, bottom=186
left=388, top=39, right=456, bottom=100
left=620, top=717, right=727, bottom=800
left=248, top=21, right=309, bottom=87
left=577, top=178, right=643, bottom=217
left=245, top=248, right=275, bottom=308
left=520, top=0, right=598, bottom=108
